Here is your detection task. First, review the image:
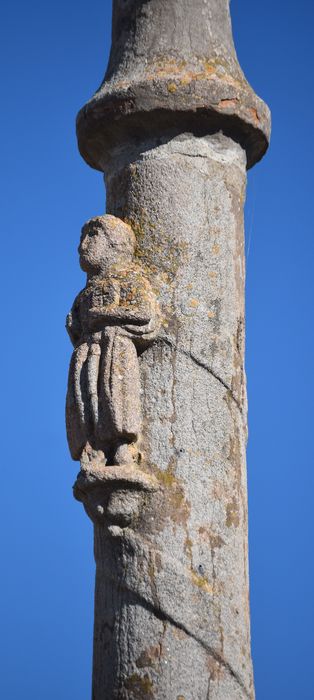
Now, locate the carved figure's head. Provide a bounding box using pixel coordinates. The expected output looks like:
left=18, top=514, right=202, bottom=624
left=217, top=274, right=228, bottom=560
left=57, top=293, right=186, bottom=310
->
left=79, top=215, right=136, bottom=274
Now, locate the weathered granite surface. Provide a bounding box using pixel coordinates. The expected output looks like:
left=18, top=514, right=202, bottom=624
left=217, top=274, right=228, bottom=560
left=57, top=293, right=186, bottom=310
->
left=70, top=134, right=254, bottom=699
left=67, top=1, right=271, bottom=698
left=77, top=0, right=270, bottom=171
left=66, top=215, right=160, bottom=467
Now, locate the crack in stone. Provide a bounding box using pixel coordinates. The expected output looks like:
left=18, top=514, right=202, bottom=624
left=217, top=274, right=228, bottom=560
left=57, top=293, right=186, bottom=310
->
left=156, top=337, right=242, bottom=413
left=146, top=602, right=250, bottom=699
left=124, top=584, right=251, bottom=699
left=174, top=152, right=210, bottom=159
left=97, top=556, right=250, bottom=699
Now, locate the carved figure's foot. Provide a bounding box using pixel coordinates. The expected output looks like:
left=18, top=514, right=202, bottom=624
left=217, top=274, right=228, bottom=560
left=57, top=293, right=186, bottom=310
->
left=112, top=443, right=137, bottom=466
left=80, top=442, right=106, bottom=470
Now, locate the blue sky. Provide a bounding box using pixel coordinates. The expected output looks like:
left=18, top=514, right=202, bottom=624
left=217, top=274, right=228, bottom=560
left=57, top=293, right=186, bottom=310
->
left=1, top=1, right=313, bottom=698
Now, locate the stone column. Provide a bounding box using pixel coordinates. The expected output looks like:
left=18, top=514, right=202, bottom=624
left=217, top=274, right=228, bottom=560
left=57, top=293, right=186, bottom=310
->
left=70, top=1, right=270, bottom=698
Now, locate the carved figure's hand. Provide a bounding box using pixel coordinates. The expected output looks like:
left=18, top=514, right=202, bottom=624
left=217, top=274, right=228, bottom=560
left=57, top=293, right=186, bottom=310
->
left=123, top=315, right=160, bottom=336
left=89, top=305, right=150, bottom=326
left=66, top=309, right=81, bottom=346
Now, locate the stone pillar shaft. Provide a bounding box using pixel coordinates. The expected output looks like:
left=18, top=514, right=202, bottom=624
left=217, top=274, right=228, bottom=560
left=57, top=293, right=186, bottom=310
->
left=90, top=133, right=253, bottom=699
left=70, top=2, right=270, bottom=698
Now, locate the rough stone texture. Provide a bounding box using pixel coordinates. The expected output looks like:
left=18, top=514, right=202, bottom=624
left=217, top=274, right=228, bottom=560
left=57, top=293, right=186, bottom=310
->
left=66, top=215, right=160, bottom=467
left=67, top=1, right=271, bottom=698
left=71, top=134, right=253, bottom=699
left=101, top=133, right=252, bottom=699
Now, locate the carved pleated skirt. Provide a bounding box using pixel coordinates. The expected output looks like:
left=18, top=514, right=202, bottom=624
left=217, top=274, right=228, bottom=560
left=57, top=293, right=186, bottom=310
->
left=66, top=327, right=141, bottom=460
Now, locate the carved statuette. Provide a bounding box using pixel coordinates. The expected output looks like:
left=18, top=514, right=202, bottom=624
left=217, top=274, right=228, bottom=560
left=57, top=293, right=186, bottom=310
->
left=66, top=215, right=160, bottom=469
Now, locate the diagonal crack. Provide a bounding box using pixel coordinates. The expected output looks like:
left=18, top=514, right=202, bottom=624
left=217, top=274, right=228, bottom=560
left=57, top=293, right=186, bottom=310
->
left=140, top=598, right=250, bottom=699
left=156, top=337, right=242, bottom=413
left=103, top=571, right=251, bottom=699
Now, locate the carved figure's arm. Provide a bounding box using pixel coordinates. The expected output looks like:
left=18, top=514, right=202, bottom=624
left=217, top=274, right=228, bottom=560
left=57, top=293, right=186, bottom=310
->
left=88, top=273, right=160, bottom=334
left=66, top=300, right=82, bottom=346
left=88, top=305, right=150, bottom=327
left=120, top=285, right=161, bottom=338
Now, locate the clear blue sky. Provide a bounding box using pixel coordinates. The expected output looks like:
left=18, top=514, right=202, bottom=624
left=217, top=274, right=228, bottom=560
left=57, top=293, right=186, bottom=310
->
left=1, top=1, right=313, bottom=698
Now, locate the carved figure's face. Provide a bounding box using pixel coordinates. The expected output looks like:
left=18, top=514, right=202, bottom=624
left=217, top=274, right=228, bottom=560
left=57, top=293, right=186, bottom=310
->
left=79, top=226, right=111, bottom=273
left=78, top=215, right=135, bottom=275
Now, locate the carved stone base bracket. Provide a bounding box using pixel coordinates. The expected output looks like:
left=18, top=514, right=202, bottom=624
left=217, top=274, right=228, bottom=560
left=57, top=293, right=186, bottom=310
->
left=73, top=466, right=159, bottom=527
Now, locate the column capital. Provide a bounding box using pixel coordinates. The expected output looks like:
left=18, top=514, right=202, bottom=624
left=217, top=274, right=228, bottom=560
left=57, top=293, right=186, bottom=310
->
left=77, top=0, right=270, bottom=171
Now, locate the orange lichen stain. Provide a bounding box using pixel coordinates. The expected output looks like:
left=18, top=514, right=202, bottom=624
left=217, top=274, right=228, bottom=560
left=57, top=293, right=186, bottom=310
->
left=189, top=298, right=199, bottom=308
left=180, top=75, right=191, bottom=86
left=191, top=570, right=213, bottom=594
left=136, top=645, right=161, bottom=669
left=125, top=673, right=154, bottom=698
left=211, top=479, right=225, bottom=500
left=208, top=270, right=218, bottom=279
left=150, top=57, right=187, bottom=76
left=199, top=527, right=225, bottom=549
left=177, top=696, right=186, bottom=700
left=125, top=212, right=189, bottom=282
left=109, top=79, right=130, bottom=91
left=167, top=81, right=177, bottom=93
left=207, top=310, right=215, bottom=319
left=207, top=656, right=223, bottom=681
left=226, top=497, right=240, bottom=528
left=177, top=62, right=216, bottom=86
left=115, top=56, right=248, bottom=95
left=248, top=107, right=260, bottom=123
left=152, top=467, right=191, bottom=527
left=172, top=627, right=186, bottom=641
left=184, top=536, right=193, bottom=560
left=218, top=98, right=239, bottom=110
left=154, top=469, right=176, bottom=489
left=203, top=61, right=216, bottom=75
left=211, top=244, right=220, bottom=255
left=144, top=55, right=243, bottom=90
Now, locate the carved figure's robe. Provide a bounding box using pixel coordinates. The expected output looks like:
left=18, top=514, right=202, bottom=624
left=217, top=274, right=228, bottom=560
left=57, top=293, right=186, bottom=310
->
left=66, top=269, right=159, bottom=460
